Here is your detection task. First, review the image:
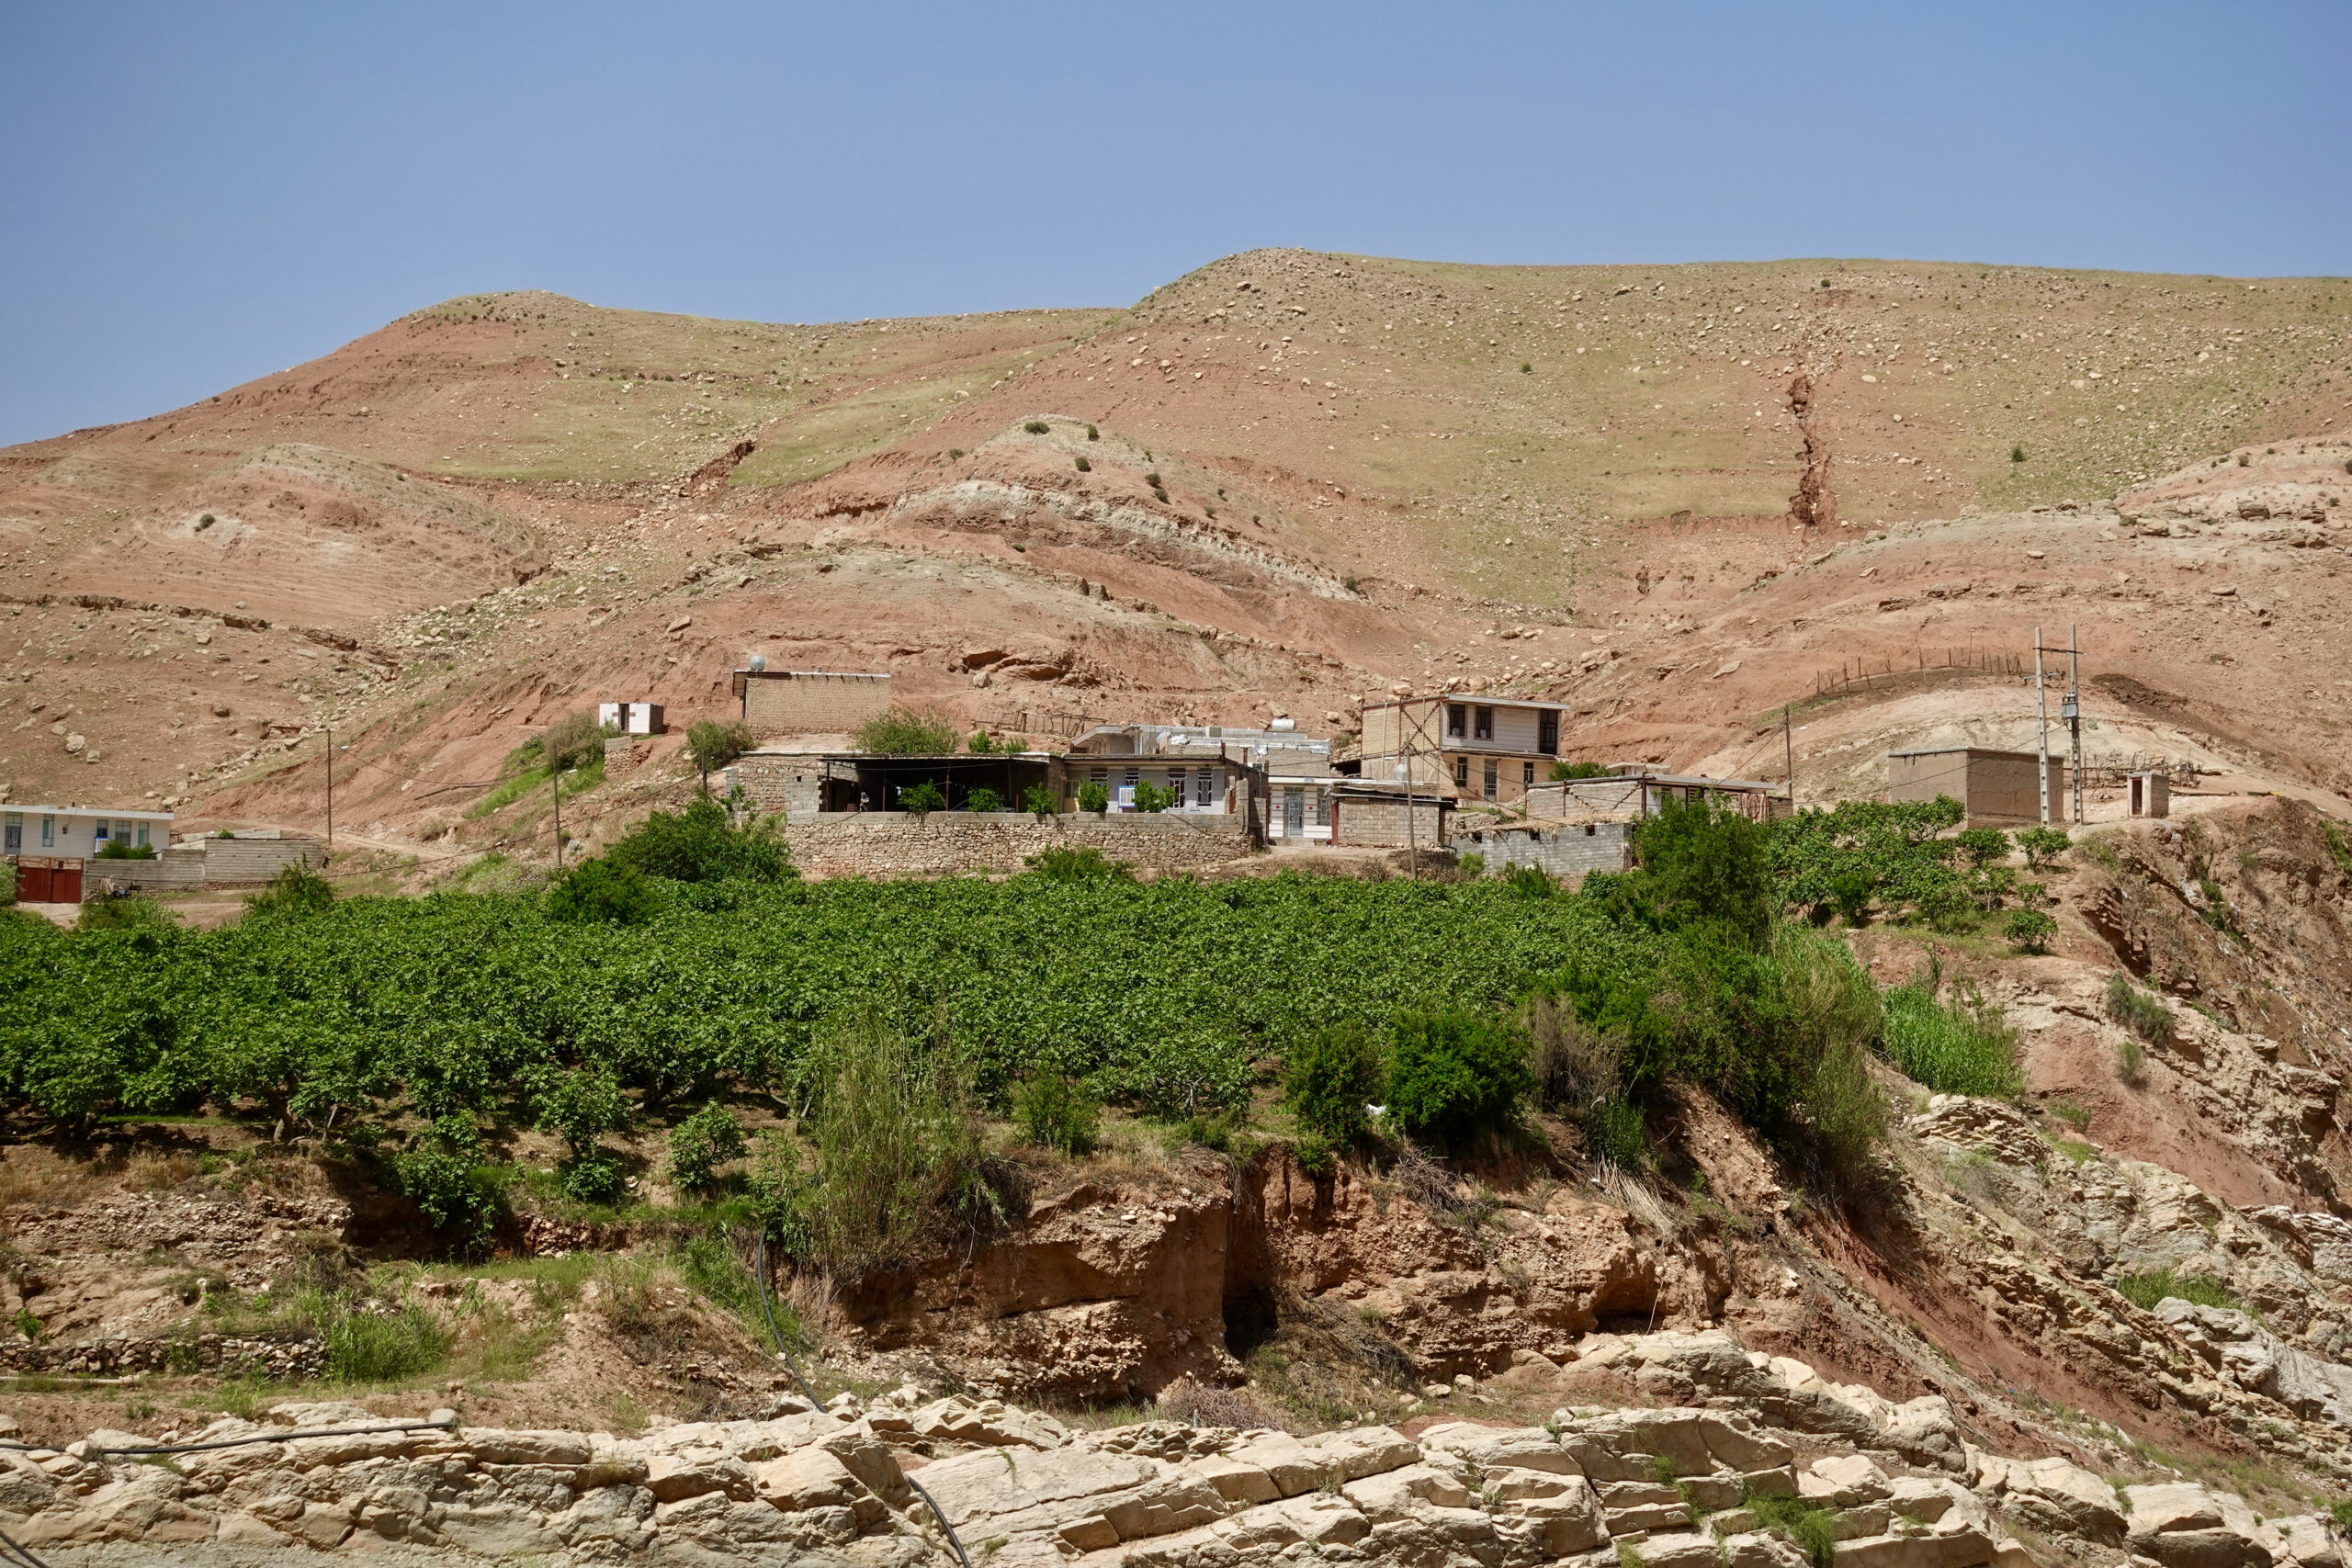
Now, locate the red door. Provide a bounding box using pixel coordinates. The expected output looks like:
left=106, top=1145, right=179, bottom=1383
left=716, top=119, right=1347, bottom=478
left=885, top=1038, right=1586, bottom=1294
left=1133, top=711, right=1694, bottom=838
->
left=14, top=864, right=49, bottom=901
left=51, top=865, right=82, bottom=904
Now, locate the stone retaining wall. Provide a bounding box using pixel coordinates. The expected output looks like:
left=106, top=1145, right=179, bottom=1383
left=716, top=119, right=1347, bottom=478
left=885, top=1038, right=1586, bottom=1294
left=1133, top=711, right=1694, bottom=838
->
left=784, top=811, right=1252, bottom=878
left=0, top=1331, right=323, bottom=1379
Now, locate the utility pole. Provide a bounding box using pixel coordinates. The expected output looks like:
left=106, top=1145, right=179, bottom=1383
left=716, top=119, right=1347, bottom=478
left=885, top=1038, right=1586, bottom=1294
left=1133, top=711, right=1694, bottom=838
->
left=549, top=742, right=566, bottom=873
left=2066, top=623, right=2083, bottom=825
left=324, top=727, right=334, bottom=852
left=1782, top=704, right=1795, bottom=810
left=2034, top=626, right=2051, bottom=825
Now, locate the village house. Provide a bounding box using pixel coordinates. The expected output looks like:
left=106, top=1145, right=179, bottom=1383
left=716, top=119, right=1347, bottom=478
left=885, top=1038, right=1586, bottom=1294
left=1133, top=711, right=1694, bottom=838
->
left=1358, top=694, right=1575, bottom=806
left=4, top=804, right=174, bottom=902
left=1887, top=747, right=2068, bottom=826
left=1453, top=769, right=1789, bottom=880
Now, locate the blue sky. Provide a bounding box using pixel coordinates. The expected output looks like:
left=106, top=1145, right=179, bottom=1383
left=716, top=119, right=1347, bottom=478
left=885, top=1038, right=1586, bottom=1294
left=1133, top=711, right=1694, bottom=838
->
left=4, top=1, right=2346, bottom=446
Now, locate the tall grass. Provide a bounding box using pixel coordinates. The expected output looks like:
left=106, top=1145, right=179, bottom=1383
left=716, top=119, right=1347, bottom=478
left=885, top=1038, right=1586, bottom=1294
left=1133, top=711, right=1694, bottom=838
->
left=2116, top=1268, right=2243, bottom=1314
left=2105, top=973, right=2171, bottom=1043
left=768, top=1010, right=1001, bottom=1279
left=1880, top=980, right=2023, bottom=1100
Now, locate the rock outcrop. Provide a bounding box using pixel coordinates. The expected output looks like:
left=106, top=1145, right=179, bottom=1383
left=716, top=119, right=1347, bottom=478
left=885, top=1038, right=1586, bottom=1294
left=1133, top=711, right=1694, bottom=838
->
left=6, top=1372, right=2342, bottom=1568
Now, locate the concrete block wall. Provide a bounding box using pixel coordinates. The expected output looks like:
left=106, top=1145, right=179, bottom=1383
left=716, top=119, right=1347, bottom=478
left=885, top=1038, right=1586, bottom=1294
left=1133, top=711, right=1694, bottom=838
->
left=782, top=811, right=1250, bottom=879
left=1328, top=796, right=1447, bottom=849
left=1453, top=820, right=1633, bottom=879
left=200, top=837, right=324, bottom=885
left=729, top=754, right=827, bottom=818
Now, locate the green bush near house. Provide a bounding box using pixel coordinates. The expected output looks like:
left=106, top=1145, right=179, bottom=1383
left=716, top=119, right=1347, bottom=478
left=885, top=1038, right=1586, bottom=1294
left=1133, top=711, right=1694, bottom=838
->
left=854, top=705, right=961, bottom=756
left=545, top=857, right=663, bottom=927
left=2016, top=826, right=2071, bottom=869
left=1131, top=781, right=1178, bottom=814
left=668, top=1102, right=749, bottom=1191
left=1022, top=784, right=1058, bottom=819
left=898, top=780, right=945, bottom=818
left=95, top=841, right=157, bottom=860
left=246, top=862, right=336, bottom=916
left=1022, top=845, right=1131, bottom=881
left=1283, top=1024, right=1386, bottom=1146
left=608, top=795, right=793, bottom=884
left=963, top=787, right=1004, bottom=814
left=1387, top=1009, right=1532, bottom=1146
left=1076, top=781, right=1110, bottom=814
left=2005, top=908, right=2058, bottom=953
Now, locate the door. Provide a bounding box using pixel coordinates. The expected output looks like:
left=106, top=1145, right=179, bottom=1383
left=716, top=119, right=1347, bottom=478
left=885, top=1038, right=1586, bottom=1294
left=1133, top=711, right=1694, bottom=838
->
left=1283, top=788, right=1305, bottom=838
left=17, top=864, right=50, bottom=902
left=53, top=865, right=85, bottom=903
left=1538, top=710, right=1560, bottom=754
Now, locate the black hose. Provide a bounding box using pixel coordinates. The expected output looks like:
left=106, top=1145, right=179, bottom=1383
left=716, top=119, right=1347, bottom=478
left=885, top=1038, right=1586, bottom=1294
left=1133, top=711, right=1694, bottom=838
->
left=0, top=1526, right=51, bottom=1568
left=751, top=1231, right=969, bottom=1568
left=0, top=1416, right=457, bottom=1458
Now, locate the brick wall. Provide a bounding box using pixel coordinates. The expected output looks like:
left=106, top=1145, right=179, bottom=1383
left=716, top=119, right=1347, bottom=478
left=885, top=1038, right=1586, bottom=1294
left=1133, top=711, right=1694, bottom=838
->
left=783, top=811, right=1250, bottom=879
left=741, top=671, right=892, bottom=736
left=1328, top=795, right=1447, bottom=849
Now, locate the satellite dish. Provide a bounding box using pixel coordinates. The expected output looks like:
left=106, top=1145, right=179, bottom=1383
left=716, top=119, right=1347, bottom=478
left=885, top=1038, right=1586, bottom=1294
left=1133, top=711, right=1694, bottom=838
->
left=747, top=652, right=767, bottom=671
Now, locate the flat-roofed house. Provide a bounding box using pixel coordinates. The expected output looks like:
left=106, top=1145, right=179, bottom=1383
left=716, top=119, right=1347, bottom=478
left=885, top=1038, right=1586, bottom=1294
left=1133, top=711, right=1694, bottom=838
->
left=1359, top=695, right=1571, bottom=806
left=1887, top=747, right=2067, bottom=826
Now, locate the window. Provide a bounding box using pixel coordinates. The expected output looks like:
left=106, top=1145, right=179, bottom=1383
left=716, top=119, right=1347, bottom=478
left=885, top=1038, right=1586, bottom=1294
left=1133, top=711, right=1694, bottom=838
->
left=93, top=820, right=110, bottom=845
left=137, top=823, right=151, bottom=848
left=1482, top=759, right=1498, bottom=800
left=1474, top=705, right=1493, bottom=740
left=1445, top=704, right=1467, bottom=739
left=2, top=814, right=17, bottom=856
left=1453, top=755, right=1469, bottom=787
left=1193, top=768, right=1212, bottom=807
left=41, top=816, right=53, bottom=849
left=1538, top=710, right=1560, bottom=754
left=1522, top=761, right=1534, bottom=789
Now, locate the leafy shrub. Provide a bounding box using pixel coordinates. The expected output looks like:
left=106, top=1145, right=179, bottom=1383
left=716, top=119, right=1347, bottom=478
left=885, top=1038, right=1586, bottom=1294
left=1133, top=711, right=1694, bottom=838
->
left=534, top=709, right=615, bottom=774
left=1504, top=864, right=1554, bottom=897
left=1077, top=781, right=1110, bottom=814
left=1388, top=1010, right=1532, bottom=1146
left=0, top=861, right=12, bottom=907
left=1881, top=979, right=2022, bottom=1099
left=1013, top=1072, right=1099, bottom=1155
left=1454, top=852, right=1485, bottom=877
left=668, top=1102, right=748, bottom=1190
left=1583, top=1099, right=1648, bottom=1169
left=1549, top=761, right=1611, bottom=781
left=2116, top=1035, right=2146, bottom=1088
left=546, top=857, right=663, bottom=926
left=1954, top=828, right=2010, bottom=868
left=76, top=895, right=175, bottom=933
left=245, top=862, right=335, bottom=916
left=854, top=705, right=961, bottom=756
left=685, top=718, right=755, bottom=784
left=1075, top=456, right=1091, bottom=472
left=1023, top=420, right=1050, bottom=434
left=1023, top=845, right=1132, bottom=881
left=2005, top=908, right=2057, bottom=953
left=1292, top=1130, right=1336, bottom=1176
left=2016, top=826, right=2071, bottom=869
left=390, top=1117, right=503, bottom=1239
left=2010, top=444, right=2027, bottom=464
left=1520, top=362, right=1532, bottom=374
left=1132, top=780, right=1178, bottom=814
left=609, top=795, right=793, bottom=883
left=1022, top=784, right=1058, bottom=819
left=530, top=1063, right=630, bottom=1201
left=964, top=787, right=1004, bottom=814
left=2105, top=973, right=2170, bottom=1043
left=765, top=1010, right=994, bottom=1276
left=2115, top=1268, right=2242, bottom=1314
left=1621, top=797, right=1773, bottom=950
left=899, top=779, right=944, bottom=818
left=967, top=731, right=997, bottom=754
left=95, top=840, right=157, bottom=860
left=1770, top=798, right=1965, bottom=926
left=1283, top=1025, right=1385, bottom=1145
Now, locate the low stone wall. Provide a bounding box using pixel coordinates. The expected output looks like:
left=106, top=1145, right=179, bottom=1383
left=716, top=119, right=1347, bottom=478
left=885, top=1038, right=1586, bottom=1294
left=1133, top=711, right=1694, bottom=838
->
left=0, top=1331, right=323, bottom=1380
left=784, top=811, right=1252, bottom=878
